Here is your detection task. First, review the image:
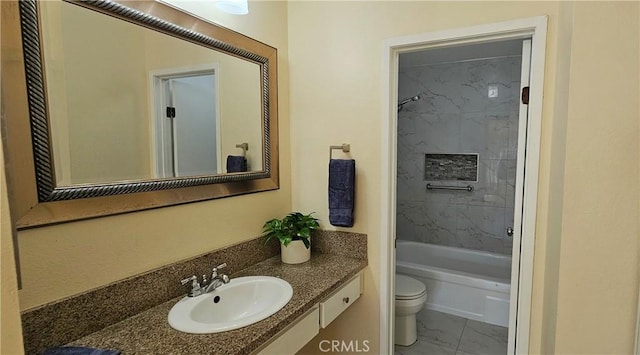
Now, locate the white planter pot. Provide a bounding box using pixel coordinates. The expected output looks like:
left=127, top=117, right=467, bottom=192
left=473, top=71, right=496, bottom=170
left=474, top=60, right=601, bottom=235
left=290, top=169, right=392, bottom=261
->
left=281, top=240, right=310, bottom=264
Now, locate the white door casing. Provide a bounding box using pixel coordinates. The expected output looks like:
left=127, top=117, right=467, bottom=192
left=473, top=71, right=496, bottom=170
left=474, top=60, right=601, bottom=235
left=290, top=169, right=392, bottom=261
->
left=148, top=63, right=222, bottom=178
left=380, top=16, right=547, bottom=355
left=507, top=38, right=532, bottom=352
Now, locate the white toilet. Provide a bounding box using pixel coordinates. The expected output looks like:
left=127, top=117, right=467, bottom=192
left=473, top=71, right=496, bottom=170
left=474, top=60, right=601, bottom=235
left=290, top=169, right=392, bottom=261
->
left=395, top=274, right=428, bottom=346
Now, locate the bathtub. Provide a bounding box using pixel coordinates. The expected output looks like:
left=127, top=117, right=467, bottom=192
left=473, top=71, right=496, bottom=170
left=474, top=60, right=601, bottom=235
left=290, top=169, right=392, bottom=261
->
left=396, top=240, right=511, bottom=327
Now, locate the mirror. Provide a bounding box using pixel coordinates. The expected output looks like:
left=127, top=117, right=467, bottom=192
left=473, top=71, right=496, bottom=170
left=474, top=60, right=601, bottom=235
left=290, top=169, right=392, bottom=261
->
left=4, top=0, right=279, bottom=228
left=40, top=0, right=264, bottom=185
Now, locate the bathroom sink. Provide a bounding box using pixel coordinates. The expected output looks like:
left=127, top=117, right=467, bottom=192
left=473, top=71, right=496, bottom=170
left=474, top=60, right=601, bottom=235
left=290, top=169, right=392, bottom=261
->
left=168, top=276, right=293, bottom=334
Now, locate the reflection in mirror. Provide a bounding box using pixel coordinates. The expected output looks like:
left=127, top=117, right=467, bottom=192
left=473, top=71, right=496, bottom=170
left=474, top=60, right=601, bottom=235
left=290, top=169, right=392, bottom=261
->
left=39, top=1, right=263, bottom=186
left=6, top=0, right=278, bottom=227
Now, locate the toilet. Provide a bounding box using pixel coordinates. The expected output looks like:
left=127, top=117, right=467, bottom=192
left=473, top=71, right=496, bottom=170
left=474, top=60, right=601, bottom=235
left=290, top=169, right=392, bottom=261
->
left=395, top=274, right=427, bottom=346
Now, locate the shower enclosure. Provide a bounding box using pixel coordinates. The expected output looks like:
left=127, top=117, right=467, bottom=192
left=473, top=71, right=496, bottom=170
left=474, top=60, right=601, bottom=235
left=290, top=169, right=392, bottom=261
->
left=395, top=39, right=528, bottom=327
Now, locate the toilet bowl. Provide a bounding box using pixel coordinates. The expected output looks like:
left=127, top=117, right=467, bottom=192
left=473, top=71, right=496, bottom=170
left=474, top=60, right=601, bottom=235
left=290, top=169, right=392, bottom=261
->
left=395, top=274, right=427, bottom=346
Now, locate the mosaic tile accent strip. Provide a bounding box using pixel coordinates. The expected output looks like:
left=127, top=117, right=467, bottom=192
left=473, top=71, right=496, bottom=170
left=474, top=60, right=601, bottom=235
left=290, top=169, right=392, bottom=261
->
left=424, top=153, right=479, bottom=181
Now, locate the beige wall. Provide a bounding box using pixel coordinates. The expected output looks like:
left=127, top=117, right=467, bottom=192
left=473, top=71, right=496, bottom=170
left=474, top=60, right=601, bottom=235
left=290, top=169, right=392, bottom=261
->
left=1, top=77, right=26, bottom=354
left=553, top=2, right=639, bottom=354
left=1, top=3, right=25, bottom=352
left=41, top=1, right=152, bottom=185
left=16, top=0, right=290, bottom=311
left=288, top=1, right=638, bottom=354
left=538, top=2, right=574, bottom=352
left=39, top=0, right=71, bottom=185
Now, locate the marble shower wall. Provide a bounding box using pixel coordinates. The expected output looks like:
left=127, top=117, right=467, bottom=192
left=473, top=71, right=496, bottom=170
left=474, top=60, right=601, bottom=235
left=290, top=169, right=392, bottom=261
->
left=396, top=56, right=522, bottom=255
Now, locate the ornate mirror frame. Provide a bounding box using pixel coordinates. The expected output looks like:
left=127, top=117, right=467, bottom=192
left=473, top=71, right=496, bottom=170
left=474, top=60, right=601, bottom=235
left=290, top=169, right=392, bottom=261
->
left=1, top=0, right=279, bottom=229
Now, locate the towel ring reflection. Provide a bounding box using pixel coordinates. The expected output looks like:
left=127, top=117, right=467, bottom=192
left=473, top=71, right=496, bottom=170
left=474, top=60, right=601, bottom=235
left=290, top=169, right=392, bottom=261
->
left=236, top=143, right=248, bottom=157
left=329, top=144, right=350, bottom=160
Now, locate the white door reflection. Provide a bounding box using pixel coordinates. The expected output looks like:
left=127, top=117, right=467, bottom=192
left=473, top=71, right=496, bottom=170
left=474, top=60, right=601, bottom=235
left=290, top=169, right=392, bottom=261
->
left=153, top=66, right=221, bottom=178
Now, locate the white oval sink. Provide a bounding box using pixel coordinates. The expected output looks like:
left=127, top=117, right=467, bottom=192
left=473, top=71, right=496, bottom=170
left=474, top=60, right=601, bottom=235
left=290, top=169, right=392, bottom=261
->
left=168, top=276, right=293, bottom=334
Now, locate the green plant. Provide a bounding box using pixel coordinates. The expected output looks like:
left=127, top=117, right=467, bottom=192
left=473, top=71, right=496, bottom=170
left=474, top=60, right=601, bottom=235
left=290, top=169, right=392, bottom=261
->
left=263, top=212, right=319, bottom=249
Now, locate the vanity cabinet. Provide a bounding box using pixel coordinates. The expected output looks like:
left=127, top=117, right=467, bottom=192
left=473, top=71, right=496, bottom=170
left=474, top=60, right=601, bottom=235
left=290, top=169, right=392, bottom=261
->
left=257, top=305, right=320, bottom=355
left=319, top=274, right=361, bottom=328
left=255, top=273, right=362, bottom=355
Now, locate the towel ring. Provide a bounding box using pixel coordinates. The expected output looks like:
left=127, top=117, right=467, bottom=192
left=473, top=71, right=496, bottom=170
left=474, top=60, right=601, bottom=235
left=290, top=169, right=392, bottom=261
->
left=329, top=144, right=350, bottom=160
left=236, top=143, right=248, bottom=157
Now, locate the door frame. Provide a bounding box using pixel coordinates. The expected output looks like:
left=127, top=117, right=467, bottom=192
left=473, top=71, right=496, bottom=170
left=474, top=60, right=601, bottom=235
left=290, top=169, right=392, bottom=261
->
left=380, top=16, right=547, bottom=354
left=148, top=63, right=222, bottom=177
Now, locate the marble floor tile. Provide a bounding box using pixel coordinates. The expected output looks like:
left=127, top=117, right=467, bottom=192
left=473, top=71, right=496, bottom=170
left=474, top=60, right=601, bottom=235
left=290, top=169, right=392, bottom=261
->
left=415, top=309, right=467, bottom=349
left=397, top=309, right=509, bottom=355
left=457, top=319, right=508, bottom=355
left=394, top=339, right=456, bottom=355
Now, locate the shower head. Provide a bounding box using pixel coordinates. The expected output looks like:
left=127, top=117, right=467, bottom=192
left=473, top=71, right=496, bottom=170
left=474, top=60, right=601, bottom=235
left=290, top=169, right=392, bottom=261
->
left=399, top=95, right=420, bottom=106
left=398, top=95, right=420, bottom=111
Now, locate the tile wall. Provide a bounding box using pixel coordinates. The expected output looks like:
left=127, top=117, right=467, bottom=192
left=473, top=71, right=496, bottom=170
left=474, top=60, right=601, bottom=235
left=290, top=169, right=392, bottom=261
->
left=396, top=56, right=522, bottom=255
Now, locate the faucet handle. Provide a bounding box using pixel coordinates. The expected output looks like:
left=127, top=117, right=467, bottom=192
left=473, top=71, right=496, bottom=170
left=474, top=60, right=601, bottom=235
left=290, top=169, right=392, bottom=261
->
left=211, top=263, right=227, bottom=278
left=220, top=274, right=230, bottom=284
left=180, top=275, right=200, bottom=293
left=181, top=275, right=203, bottom=297
left=181, top=275, right=200, bottom=288
left=213, top=263, right=227, bottom=271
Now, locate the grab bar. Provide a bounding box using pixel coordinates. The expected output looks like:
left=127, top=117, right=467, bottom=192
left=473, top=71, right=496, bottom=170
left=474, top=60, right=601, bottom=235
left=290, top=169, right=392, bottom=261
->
left=426, top=183, right=474, bottom=192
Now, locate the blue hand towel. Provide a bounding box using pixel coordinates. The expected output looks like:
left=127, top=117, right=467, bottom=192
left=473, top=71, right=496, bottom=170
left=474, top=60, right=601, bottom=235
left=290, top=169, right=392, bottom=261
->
left=329, top=159, right=355, bottom=227
left=43, top=346, right=120, bottom=355
left=226, top=155, right=247, bottom=173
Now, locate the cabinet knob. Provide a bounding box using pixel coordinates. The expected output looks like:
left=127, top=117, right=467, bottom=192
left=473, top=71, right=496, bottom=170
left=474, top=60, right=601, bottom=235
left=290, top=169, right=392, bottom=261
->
left=343, top=297, right=350, bottom=304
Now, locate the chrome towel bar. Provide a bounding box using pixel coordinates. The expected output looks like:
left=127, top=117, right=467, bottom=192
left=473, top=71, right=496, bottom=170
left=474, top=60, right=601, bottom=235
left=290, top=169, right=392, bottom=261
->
left=426, top=183, right=474, bottom=192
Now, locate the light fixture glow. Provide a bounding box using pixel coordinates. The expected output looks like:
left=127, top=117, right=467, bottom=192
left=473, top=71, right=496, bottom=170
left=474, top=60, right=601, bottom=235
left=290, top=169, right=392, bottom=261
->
left=215, top=0, right=249, bottom=15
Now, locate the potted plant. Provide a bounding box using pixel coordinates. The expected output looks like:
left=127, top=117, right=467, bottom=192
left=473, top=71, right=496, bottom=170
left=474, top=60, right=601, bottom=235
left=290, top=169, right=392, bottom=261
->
left=263, top=212, right=319, bottom=264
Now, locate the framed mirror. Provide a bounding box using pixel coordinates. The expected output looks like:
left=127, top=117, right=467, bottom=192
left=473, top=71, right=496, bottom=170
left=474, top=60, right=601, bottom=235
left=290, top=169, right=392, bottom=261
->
left=2, top=0, right=279, bottom=228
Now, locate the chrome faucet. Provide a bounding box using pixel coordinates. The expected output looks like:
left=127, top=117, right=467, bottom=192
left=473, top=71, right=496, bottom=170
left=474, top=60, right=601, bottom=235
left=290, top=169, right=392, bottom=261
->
left=180, top=262, right=231, bottom=297
left=203, top=263, right=230, bottom=293
left=180, top=275, right=204, bottom=297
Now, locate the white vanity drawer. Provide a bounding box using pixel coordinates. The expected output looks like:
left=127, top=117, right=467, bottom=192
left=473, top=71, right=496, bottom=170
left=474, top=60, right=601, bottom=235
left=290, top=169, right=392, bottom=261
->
left=319, top=274, right=361, bottom=328
left=257, top=305, right=319, bottom=355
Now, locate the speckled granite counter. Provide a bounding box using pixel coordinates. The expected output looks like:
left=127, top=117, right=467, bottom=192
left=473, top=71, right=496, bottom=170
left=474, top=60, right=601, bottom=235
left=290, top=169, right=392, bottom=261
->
left=68, top=253, right=367, bottom=354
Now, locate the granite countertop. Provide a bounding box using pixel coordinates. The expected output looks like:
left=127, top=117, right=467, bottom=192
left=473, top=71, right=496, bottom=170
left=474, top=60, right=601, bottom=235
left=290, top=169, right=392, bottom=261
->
left=68, top=253, right=367, bottom=355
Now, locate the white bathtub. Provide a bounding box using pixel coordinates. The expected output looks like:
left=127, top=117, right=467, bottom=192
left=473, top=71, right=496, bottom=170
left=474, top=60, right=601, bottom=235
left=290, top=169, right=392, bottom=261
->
left=396, top=240, right=511, bottom=327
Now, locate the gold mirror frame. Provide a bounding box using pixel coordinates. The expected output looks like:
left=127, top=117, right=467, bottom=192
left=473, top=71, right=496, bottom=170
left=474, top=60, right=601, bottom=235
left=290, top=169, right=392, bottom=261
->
left=1, top=0, right=279, bottom=229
